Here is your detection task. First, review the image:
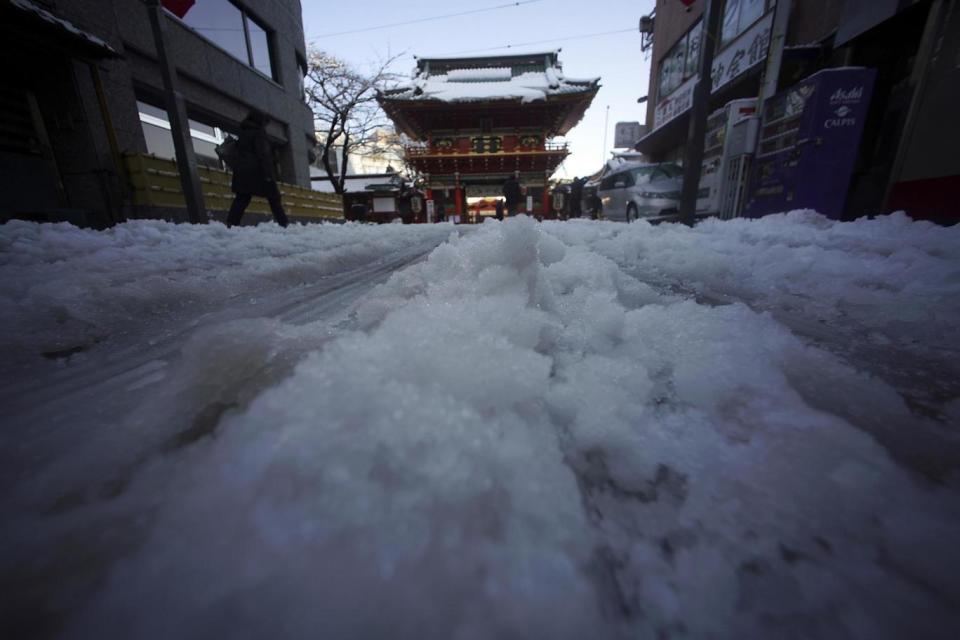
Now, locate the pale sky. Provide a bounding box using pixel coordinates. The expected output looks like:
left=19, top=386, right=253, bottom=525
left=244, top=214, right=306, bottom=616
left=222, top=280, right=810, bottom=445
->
left=301, top=0, right=657, bottom=179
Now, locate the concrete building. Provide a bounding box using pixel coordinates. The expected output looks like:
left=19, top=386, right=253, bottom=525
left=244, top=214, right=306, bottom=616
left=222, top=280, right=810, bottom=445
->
left=310, top=128, right=405, bottom=192
left=0, top=0, right=316, bottom=226
left=636, top=0, right=958, bottom=222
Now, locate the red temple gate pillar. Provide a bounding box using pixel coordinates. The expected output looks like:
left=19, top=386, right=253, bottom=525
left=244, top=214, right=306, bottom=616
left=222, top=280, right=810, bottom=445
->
left=454, top=172, right=463, bottom=221
left=543, top=175, right=551, bottom=219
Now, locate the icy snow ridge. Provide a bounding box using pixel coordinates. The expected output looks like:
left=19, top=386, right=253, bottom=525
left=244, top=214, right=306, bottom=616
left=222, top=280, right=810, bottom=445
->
left=53, top=214, right=960, bottom=639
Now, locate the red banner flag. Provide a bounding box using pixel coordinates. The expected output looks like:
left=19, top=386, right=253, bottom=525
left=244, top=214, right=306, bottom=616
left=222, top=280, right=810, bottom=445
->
left=161, top=0, right=195, bottom=19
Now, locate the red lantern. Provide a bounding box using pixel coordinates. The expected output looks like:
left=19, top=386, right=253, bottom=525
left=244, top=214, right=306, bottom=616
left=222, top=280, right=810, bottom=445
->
left=679, top=0, right=697, bottom=6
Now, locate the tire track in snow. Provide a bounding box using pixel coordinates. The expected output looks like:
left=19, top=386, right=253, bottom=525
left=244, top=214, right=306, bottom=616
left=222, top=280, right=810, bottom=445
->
left=634, top=269, right=960, bottom=483
left=0, top=243, right=434, bottom=418
left=0, top=239, right=445, bottom=509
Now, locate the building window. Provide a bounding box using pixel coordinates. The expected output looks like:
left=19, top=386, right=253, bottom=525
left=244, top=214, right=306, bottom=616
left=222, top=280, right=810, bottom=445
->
left=171, top=0, right=276, bottom=80
left=313, top=143, right=340, bottom=174
left=326, top=145, right=340, bottom=174
left=246, top=15, right=273, bottom=77
left=658, top=20, right=702, bottom=100
left=297, top=56, right=308, bottom=102
left=658, top=0, right=772, bottom=100
left=721, top=0, right=770, bottom=49
left=137, top=100, right=227, bottom=169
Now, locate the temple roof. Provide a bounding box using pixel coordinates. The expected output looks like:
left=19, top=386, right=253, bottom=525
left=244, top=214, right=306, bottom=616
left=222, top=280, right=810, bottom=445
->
left=379, top=51, right=599, bottom=139
left=381, top=51, right=598, bottom=105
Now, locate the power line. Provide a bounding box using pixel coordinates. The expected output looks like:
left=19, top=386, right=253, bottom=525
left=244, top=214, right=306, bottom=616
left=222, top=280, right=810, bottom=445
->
left=316, top=1, right=545, bottom=38
left=436, top=27, right=635, bottom=56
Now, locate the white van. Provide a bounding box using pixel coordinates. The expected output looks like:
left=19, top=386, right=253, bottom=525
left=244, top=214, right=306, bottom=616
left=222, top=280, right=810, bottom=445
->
left=597, top=163, right=683, bottom=222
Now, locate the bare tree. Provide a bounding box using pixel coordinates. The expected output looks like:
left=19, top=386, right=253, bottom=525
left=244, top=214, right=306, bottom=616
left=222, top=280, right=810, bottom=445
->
left=305, top=50, right=402, bottom=195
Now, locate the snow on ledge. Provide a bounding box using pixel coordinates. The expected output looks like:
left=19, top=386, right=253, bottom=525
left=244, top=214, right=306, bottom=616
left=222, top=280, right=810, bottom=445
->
left=9, top=0, right=117, bottom=55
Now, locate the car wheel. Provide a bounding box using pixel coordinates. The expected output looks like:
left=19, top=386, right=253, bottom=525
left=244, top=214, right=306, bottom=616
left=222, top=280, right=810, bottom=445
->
left=626, top=203, right=638, bottom=223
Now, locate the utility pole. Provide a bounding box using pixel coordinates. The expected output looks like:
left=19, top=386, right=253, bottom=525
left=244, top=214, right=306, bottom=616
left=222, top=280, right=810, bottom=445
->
left=678, top=0, right=723, bottom=226
left=146, top=0, right=207, bottom=224
left=601, top=105, right=610, bottom=166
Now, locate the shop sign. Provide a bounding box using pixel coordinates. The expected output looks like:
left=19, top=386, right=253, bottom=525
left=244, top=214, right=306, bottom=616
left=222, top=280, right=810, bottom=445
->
left=614, top=122, right=647, bottom=148
left=710, top=10, right=774, bottom=93
left=654, top=10, right=774, bottom=130
left=654, top=75, right=697, bottom=129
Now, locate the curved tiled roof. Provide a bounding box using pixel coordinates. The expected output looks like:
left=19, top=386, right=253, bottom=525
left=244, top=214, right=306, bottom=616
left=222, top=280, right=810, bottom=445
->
left=381, top=52, right=599, bottom=104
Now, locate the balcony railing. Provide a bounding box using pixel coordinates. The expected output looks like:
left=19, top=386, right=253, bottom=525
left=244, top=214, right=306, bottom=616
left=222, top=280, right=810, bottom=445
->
left=405, top=141, right=569, bottom=156
left=124, top=153, right=344, bottom=220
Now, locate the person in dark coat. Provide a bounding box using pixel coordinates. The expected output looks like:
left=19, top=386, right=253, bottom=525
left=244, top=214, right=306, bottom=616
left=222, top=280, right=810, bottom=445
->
left=495, top=199, right=504, bottom=221
left=502, top=174, right=523, bottom=216
left=227, top=110, right=289, bottom=228
left=569, top=177, right=583, bottom=218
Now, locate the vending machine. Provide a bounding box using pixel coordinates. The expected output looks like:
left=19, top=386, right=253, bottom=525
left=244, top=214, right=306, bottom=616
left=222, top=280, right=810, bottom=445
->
left=697, top=98, right=758, bottom=218
left=743, top=67, right=877, bottom=219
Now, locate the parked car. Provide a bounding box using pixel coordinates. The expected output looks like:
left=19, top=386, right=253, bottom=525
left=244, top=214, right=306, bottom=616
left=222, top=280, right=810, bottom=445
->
left=596, top=163, right=683, bottom=222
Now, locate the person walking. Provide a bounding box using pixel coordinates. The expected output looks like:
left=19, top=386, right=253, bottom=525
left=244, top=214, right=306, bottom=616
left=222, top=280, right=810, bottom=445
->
left=502, top=173, right=522, bottom=216
left=227, top=110, right=289, bottom=228
left=569, top=177, right=583, bottom=218
left=495, top=199, right=504, bottom=221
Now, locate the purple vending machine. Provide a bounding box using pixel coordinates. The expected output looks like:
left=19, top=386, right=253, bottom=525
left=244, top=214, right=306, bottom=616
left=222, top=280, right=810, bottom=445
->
left=743, top=67, right=876, bottom=219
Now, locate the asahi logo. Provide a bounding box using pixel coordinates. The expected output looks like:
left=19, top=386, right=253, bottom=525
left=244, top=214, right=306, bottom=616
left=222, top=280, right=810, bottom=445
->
left=830, top=86, right=863, bottom=104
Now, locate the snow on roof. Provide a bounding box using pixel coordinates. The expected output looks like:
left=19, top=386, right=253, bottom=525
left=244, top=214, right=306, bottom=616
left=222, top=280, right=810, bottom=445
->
left=310, top=169, right=403, bottom=194
left=8, top=0, right=118, bottom=55
left=415, top=50, right=560, bottom=66
left=445, top=67, right=513, bottom=82
left=384, top=53, right=599, bottom=104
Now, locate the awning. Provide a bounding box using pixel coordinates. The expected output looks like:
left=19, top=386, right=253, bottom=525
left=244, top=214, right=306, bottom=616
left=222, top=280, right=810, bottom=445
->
left=634, top=111, right=690, bottom=158
left=4, top=0, right=120, bottom=58
left=834, top=0, right=923, bottom=46
left=635, top=70, right=763, bottom=159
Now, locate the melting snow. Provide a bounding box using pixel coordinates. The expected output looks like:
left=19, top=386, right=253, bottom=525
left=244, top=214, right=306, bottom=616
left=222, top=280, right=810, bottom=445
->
left=2, top=213, right=959, bottom=638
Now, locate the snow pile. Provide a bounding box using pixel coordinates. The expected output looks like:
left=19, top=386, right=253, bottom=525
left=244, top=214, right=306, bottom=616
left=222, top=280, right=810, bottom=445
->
left=0, top=219, right=452, bottom=366
left=59, top=214, right=960, bottom=638
left=553, top=211, right=960, bottom=391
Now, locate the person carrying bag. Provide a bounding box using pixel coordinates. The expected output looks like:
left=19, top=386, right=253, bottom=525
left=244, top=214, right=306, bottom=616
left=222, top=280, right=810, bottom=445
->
left=221, top=110, right=289, bottom=228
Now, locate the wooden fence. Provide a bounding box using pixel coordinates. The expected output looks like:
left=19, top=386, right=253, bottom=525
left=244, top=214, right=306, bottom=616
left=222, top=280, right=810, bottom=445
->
left=123, top=153, right=344, bottom=221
